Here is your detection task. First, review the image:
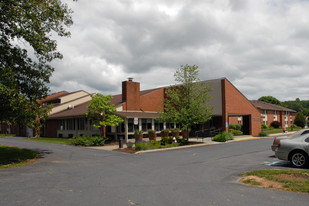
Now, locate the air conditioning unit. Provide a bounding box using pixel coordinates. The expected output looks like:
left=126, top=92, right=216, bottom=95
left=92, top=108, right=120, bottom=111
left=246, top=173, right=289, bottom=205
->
left=68, top=105, right=74, bottom=109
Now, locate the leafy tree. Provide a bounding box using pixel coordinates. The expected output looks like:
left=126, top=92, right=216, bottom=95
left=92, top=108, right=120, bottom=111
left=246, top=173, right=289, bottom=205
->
left=294, top=112, right=306, bottom=128
left=160, top=65, right=213, bottom=139
left=258, top=96, right=281, bottom=105
left=86, top=94, right=123, bottom=137
left=302, top=108, right=309, bottom=117
left=0, top=0, right=73, bottom=126
left=281, top=98, right=309, bottom=115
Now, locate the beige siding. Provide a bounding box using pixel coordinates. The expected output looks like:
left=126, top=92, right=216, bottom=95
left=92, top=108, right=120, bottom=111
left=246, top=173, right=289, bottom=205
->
left=50, top=95, right=91, bottom=115
left=60, top=91, right=89, bottom=104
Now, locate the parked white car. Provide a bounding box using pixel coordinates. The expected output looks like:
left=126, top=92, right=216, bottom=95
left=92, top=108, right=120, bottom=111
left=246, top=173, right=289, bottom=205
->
left=275, top=134, right=309, bottom=168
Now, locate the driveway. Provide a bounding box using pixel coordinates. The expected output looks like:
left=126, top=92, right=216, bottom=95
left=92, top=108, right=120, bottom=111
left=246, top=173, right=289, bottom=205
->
left=0, top=137, right=308, bottom=206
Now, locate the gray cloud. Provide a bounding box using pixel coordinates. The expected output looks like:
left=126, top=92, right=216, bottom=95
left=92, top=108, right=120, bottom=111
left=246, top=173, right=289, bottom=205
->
left=49, top=0, right=309, bottom=100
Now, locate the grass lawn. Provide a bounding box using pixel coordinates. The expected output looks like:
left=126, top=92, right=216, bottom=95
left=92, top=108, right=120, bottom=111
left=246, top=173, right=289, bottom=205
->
left=23, top=137, right=73, bottom=145
left=263, top=127, right=302, bottom=134
left=242, top=169, right=309, bottom=193
left=0, top=134, right=15, bottom=138
left=0, top=145, right=38, bottom=169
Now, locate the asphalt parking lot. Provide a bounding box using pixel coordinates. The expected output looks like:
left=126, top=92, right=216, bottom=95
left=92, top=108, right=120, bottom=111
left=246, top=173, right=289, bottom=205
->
left=0, top=137, right=308, bottom=206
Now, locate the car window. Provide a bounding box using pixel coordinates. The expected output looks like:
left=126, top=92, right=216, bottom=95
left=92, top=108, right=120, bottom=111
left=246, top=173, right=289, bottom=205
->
left=301, top=130, right=309, bottom=135
left=290, top=129, right=309, bottom=139
left=305, top=137, right=309, bottom=143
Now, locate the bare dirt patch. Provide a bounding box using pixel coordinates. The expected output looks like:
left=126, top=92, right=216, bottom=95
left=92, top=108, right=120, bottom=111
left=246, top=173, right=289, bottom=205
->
left=240, top=173, right=309, bottom=193
left=275, top=173, right=309, bottom=181
left=241, top=176, right=284, bottom=189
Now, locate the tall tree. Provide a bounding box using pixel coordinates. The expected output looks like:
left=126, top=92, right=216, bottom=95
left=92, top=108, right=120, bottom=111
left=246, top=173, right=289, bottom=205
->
left=258, top=96, right=281, bottom=105
left=0, top=0, right=73, bottom=125
left=160, top=65, right=213, bottom=139
left=294, top=112, right=306, bottom=128
left=86, top=94, right=123, bottom=137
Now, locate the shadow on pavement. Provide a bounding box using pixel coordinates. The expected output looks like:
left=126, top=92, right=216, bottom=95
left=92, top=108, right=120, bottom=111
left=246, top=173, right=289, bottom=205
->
left=32, top=148, right=53, bottom=158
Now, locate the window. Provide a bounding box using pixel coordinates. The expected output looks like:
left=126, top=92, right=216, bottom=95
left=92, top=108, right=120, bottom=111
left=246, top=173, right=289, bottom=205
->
left=66, top=119, right=75, bottom=130
left=142, top=119, right=152, bottom=131
left=166, top=122, right=175, bottom=129
left=128, top=118, right=134, bottom=132
left=238, top=116, right=242, bottom=124
left=155, top=120, right=163, bottom=131
left=77, top=118, right=85, bottom=130
left=117, top=122, right=125, bottom=133
left=57, top=120, right=65, bottom=130
left=89, top=120, right=99, bottom=130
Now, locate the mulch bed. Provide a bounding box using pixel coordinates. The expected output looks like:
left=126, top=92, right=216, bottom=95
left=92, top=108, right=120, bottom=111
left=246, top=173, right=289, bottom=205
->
left=113, top=148, right=136, bottom=154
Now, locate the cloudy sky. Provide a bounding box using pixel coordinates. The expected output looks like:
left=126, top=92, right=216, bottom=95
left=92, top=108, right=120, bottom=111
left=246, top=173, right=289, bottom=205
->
left=49, top=0, right=309, bottom=101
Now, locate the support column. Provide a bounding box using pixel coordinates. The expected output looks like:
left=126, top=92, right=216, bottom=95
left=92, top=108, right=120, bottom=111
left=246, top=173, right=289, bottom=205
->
left=139, top=118, right=142, bottom=131
left=151, top=119, right=155, bottom=130
left=124, top=118, right=128, bottom=142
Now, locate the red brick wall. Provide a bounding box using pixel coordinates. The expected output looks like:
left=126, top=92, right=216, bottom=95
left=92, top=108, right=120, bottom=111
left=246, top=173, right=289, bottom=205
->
left=258, top=109, right=296, bottom=128
left=122, top=81, right=141, bottom=111
left=222, top=79, right=261, bottom=136
left=229, top=116, right=242, bottom=125
left=45, top=120, right=57, bottom=137
left=140, top=88, right=164, bottom=112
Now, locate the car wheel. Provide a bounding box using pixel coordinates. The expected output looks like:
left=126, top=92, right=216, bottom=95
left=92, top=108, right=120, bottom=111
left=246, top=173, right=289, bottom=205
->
left=290, top=151, right=308, bottom=168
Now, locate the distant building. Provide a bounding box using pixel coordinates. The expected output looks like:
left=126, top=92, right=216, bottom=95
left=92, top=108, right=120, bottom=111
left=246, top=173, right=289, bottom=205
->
left=250, top=100, right=296, bottom=127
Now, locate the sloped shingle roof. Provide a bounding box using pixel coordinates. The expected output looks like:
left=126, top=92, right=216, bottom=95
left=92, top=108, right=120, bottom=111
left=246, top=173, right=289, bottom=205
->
left=251, top=100, right=296, bottom=113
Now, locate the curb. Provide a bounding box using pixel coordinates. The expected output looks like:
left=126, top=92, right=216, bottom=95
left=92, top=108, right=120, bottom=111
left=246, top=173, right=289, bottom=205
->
left=135, top=141, right=221, bottom=154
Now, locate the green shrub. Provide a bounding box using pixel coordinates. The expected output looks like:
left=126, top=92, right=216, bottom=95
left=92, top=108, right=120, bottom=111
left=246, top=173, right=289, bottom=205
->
left=72, top=135, right=107, bottom=146
left=162, top=129, right=170, bottom=133
left=151, top=140, right=161, bottom=147
left=171, top=128, right=180, bottom=132
left=231, top=129, right=243, bottom=135
left=135, top=143, right=142, bottom=151
left=175, top=137, right=187, bottom=145
left=261, top=123, right=268, bottom=129
left=161, top=137, right=173, bottom=145
left=212, top=132, right=234, bottom=142
left=212, top=134, right=226, bottom=142
left=224, top=132, right=234, bottom=141
left=259, top=131, right=268, bottom=137
left=134, top=130, right=143, bottom=135
left=148, top=129, right=155, bottom=134
left=229, top=124, right=242, bottom=130
left=135, top=141, right=154, bottom=151
left=270, top=121, right=280, bottom=128
left=127, top=142, right=133, bottom=148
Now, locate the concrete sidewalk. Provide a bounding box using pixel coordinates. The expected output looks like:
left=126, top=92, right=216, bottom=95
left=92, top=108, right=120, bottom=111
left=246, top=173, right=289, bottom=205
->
left=89, top=135, right=272, bottom=152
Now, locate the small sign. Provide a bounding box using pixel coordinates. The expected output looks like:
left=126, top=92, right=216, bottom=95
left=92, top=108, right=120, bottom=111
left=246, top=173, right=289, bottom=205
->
left=226, top=122, right=228, bottom=128
left=134, top=117, right=138, bottom=125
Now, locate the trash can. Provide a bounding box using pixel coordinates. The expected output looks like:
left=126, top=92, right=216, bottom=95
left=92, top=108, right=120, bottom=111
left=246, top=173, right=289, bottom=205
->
left=119, top=137, right=123, bottom=148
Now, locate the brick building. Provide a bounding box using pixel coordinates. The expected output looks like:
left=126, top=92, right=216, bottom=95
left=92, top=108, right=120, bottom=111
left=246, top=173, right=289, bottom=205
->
left=250, top=100, right=296, bottom=127
left=27, top=77, right=264, bottom=142
left=3, top=77, right=285, bottom=140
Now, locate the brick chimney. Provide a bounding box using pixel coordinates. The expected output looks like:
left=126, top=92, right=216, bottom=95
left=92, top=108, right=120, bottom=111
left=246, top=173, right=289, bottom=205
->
left=122, top=78, right=141, bottom=111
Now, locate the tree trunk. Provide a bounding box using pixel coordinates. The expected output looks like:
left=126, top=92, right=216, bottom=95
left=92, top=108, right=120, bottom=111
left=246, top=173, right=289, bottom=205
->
left=35, top=117, right=40, bottom=138
left=102, top=126, right=106, bottom=137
